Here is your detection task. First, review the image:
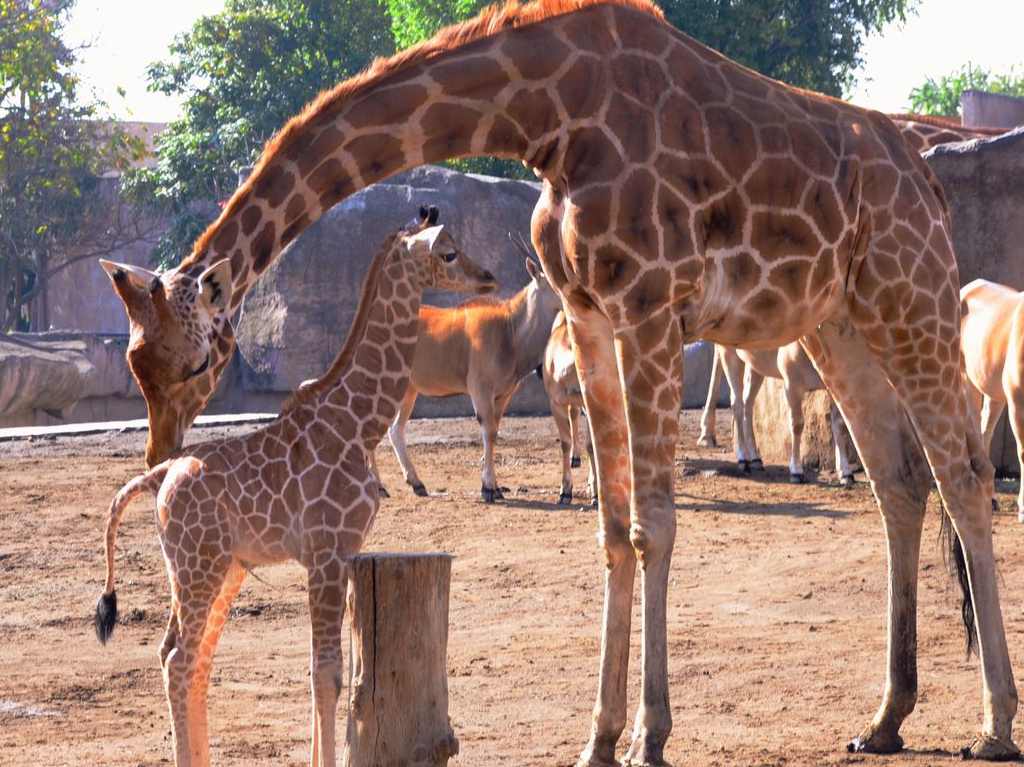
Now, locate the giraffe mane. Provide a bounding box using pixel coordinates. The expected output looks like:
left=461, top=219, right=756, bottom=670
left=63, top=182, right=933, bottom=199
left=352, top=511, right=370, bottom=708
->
left=182, top=0, right=665, bottom=269
left=281, top=230, right=403, bottom=411
left=889, top=112, right=1006, bottom=135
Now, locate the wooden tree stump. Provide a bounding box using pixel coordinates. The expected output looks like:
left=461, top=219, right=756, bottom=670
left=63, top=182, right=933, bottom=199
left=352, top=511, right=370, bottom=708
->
left=344, top=553, right=458, bottom=767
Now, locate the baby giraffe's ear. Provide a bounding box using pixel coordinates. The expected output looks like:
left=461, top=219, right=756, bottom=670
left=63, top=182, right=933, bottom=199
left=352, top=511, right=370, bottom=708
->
left=525, top=257, right=541, bottom=280
left=198, top=259, right=233, bottom=315
left=427, top=206, right=439, bottom=225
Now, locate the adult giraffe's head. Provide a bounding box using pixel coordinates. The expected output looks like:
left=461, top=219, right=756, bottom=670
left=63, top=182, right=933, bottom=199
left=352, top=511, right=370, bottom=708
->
left=99, top=257, right=234, bottom=467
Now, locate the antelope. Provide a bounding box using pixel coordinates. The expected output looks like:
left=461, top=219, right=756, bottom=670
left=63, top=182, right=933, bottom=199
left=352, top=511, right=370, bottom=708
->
left=541, top=311, right=595, bottom=505
left=387, top=252, right=563, bottom=501
left=700, top=343, right=857, bottom=485
left=960, top=278, right=1024, bottom=520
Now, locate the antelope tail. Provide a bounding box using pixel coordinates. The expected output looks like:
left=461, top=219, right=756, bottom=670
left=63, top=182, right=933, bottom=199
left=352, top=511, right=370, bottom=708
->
left=94, top=463, right=169, bottom=645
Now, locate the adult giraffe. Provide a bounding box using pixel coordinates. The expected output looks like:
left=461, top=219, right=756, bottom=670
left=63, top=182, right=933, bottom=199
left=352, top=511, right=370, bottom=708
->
left=100, top=0, right=1017, bottom=762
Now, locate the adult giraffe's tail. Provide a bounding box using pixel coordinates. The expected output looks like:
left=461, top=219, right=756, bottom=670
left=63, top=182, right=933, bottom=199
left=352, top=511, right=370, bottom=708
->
left=94, top=463, right=169, bottom=645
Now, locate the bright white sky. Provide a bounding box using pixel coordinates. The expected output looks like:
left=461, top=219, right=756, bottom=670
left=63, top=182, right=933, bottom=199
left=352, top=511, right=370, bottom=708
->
left=67, top=0, right=1023, bottom=123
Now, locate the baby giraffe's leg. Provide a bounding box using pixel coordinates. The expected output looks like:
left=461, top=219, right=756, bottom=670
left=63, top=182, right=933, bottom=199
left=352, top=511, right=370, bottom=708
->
left=784, top=381, right=806, bottom=483
left=307, top=557, right=348, bottom=767
left=162, top=553, right=234, bottom=767
left=741, top=366, right=765, bottom=471
left=191, top=561, right=246, bottom=755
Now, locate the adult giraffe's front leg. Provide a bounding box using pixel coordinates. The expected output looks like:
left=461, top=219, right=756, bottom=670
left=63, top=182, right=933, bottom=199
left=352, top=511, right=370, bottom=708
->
left=565, top=308, right=637, bottom=767
left=615, top=311, right=683, bottom=767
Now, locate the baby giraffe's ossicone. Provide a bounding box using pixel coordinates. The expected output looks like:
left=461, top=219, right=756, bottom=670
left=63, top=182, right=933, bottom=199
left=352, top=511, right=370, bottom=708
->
left=93, top=207, right=496, bottom=767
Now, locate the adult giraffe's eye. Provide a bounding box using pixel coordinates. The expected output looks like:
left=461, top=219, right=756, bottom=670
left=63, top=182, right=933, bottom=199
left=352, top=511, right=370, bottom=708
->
left=441, top=251, right=458, bottom=263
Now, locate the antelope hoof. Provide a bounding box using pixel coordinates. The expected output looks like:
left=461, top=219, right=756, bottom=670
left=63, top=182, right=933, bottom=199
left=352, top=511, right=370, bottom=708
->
left=737, top=459, right=751, bottom=474
left=570, top=455, right=581, bottom=468
left=481, top=485, right=504, bottom=503
left=789, top=473, right=806, bottom=485
left=411, top=482, right=429, bottom=497
left=840, top=474, right=855, bottom=488
left=847, top=728, right=903, bottom=755
left=750, top=458, right=765, bottom=471
left=558, top=491, right=573, bottom=506
left=960, top=734, right=1021, bottom=761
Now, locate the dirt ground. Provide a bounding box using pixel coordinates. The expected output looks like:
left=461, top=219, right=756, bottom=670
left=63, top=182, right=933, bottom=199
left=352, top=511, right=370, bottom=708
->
left=3, top=410, right=1024, bottom=767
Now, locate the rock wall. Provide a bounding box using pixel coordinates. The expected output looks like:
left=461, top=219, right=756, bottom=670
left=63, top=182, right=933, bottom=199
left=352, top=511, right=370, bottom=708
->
left=927, top=128, right=1024, bottom=475
left=962, top=91, right=1024, bottom=131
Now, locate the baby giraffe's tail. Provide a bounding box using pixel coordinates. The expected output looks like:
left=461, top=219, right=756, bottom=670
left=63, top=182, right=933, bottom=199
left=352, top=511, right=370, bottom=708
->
left=95, top=463, right=169, bottom=644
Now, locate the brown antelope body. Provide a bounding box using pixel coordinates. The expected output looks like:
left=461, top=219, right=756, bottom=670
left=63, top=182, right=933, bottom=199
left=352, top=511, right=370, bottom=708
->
left=388, top=258, right=562, bottom=501
left=961, top=278, right=1024, bottom=520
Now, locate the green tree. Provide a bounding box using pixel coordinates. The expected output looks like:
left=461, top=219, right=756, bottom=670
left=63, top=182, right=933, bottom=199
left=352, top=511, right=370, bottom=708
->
left=1, top=0, right=145, bottom=331
left=386, top=0, right=916, bottom=98
left=909, top=64, right=1024, bottom=117
left=131, top=0, right=395, bottom=266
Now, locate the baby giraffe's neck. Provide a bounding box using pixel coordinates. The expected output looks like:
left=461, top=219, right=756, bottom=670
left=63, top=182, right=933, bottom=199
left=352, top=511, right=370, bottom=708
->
left=297, top=239, right=427, bottom=453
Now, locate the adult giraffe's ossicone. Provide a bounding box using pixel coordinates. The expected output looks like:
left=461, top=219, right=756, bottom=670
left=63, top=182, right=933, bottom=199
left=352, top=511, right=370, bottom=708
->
left=102, top=0, right=1017, bottom=761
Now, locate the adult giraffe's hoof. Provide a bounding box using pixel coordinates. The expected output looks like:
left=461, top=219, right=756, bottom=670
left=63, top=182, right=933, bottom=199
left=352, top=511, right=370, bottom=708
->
left=411, top=482, right=429, bottom=497
left=960, top=734, right=1021, bottom=761
left=840, top=474, right=855, bottom=489
left=696, top=433, right=717, bottom=448
left=846, top=727, right=903, bottom=754
left=571, top=455, right=582, bottom=468
left=789, top=473, right=806, bottom=485
left=737, top=459, right=751, bottom=474
left=558, top=491, right=573, bottom=506
left=623, top=737, right=671, bottom=767
left=750, top=458, right=764, bottom=471
left=481, top=485, right=504, bottom=503
left=590, top=497, right=598, bottom=509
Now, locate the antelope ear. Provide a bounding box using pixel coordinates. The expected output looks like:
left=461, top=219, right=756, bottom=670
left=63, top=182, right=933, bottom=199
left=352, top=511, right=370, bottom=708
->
left=99, top=259, right=160, bottom=290
left=198, top=259, right=233, bottom=314
left=525, top=257, right=541, bottom=280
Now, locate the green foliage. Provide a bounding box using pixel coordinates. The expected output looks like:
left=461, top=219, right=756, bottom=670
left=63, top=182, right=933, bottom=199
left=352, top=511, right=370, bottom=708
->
left=909, top=65, right=1024, bottom=117
left=1, top=0, right=144, bottom=331
left=656, top=0, right=915, bottom=97
left=131, top=0, right=394, bottom=265
left=386, top=0, right=485, bottom=48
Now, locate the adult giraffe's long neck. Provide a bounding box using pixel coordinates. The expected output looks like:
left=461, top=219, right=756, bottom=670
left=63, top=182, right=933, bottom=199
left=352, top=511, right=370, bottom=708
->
left=178, top=2, right=621, bottom=303
left=289, top=235, right=426, bottom=452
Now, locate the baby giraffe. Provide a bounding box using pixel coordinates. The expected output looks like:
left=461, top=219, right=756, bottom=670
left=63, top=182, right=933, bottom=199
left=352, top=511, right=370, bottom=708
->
left=93, top=206, right=496, bottom=767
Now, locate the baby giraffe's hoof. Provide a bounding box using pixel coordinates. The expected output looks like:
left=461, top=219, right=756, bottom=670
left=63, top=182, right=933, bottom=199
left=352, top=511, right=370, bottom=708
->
left=990, top=497, right=998, bottom=512
left=481, top=485, right=504, bottom=503
left=840, top=474, right=855, bottom=488
left=378, top=484, right=391, bottom=499
left=789, top=473, right=806, bottom=485
left=960, top=734, right=1021, bottom=761
left=570, top=455, right=581, bottom=468
left=411, top=482, right=429, bottom=497
left=737, top=459, right=751, bottom=474
left=750, top=458, right=765, bottom=472
left=558, top=491, right=573, bottom=506
left=696, top=434, right=717, bottom=448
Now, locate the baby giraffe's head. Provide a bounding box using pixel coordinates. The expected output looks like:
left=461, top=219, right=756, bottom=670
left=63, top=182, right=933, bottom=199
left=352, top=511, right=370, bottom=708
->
left=400, top=206, right=497, bottom=295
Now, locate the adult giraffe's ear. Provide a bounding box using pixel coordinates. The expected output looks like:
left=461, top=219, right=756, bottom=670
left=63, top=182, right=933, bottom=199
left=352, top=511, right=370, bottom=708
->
left=99, top=259, right=161, bottom=292
left=198, top=259, right=233, bottom=315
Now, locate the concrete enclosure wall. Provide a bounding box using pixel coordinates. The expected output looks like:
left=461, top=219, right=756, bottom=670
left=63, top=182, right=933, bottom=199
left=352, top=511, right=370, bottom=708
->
left=962, top=90, right=1024, bottom=131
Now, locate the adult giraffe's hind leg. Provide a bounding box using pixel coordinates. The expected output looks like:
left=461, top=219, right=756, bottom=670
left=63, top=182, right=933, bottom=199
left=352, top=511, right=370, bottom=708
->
left=800, top=321, right=930, bottom=754
left=566, top=309, right=636, bottom=767
left=615, top=312, right=683, bottom=767
left=843, top=228, right=1017, bottom=756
